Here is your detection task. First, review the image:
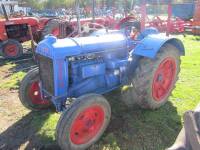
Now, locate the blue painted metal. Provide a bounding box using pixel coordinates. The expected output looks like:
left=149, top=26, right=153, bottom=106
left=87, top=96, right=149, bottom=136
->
left=172, top=3, right=194, bottom=20
left=132, top=34, right=185, bottom=59
left=36, top=28, right=185, bottom=112
left=137, top=27, right=159, bottom=40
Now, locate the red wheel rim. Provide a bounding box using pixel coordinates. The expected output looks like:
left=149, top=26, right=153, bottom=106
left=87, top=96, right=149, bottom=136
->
left=28, top=81, right=49, bottom=105
left=51, top=27, right=60, bottom=37
left=4, top=44, right=18, bottom=57
left=70, top=105, right=105, bottom=145
left=152, top=57, right=177, bottom=101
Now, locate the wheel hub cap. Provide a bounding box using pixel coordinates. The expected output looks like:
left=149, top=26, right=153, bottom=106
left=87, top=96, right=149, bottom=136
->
left=152, top=57, right=177, bottom=101
left=70, top=105, right=105, bottom=145
left=28, top=81, right=49, bottom=105
left=4, top=44, right=18, bottom=57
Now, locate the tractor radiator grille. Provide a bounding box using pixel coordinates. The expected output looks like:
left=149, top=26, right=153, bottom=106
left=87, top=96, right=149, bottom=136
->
left=38, top=55, right=54, bottom=95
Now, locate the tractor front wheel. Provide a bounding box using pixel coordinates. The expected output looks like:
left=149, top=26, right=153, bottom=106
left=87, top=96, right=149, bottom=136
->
left=19, top=68, right=52, bottom=111
left=2, top=39, right=23, bottom=59
left=56, top=94, right=111, bottom=150
left=123, top=44, right=181, bottom=109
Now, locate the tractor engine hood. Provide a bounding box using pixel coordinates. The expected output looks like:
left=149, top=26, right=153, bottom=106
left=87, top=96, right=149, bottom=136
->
left=0, top=17, right=39, bottom=26
left=36, top=32, right=127, bottom=59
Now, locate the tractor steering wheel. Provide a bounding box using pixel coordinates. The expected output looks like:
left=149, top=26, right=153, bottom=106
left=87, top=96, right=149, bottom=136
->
left=77, top=22, right=105, bottom=37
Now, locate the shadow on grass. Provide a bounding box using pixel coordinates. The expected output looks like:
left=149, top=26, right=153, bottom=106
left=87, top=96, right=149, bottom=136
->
left=184, top=35, right=200, bottom=41
left=0, top=58, right=183, bottom=150
left=91, top=91, right=182, bottom=150
left=193, top=36, right=200, bottom=41
left=0, top=52, right=33, bottom=67
left=0, top=92, right=182, bottom=150
left=0, top=110, right=60, bottom=150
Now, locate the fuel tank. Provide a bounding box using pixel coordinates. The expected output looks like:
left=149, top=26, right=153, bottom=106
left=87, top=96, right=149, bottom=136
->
left=36, top=31, right=128, bottom=59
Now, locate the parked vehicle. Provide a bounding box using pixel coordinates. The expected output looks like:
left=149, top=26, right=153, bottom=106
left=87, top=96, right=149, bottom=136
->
left=0, top=3, right=118, bottom=60
left=19, top=19, right=185, bottom=149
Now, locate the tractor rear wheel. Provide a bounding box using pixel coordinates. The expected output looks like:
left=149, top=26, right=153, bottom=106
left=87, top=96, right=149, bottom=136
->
left=2, top=39, right=23, bottom=59
left=56, top=94, right=111, bottom=150
left=19, top=68, right=52, bottom=111
left=122, top=44, right=181, bottom=109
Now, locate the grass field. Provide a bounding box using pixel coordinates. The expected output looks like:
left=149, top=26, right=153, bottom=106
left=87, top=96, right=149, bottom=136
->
left=0, top=35, right=200, bottom=150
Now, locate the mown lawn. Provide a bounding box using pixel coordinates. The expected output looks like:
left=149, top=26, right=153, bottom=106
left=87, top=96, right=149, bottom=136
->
left=0, top=35, right=200, bottom=150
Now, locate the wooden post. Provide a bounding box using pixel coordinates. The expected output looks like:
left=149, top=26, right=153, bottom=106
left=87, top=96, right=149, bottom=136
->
left=166, top=2, right=172, bottom=36
left=92, top=0, right=96, bottom=23
left=141, top=0, right=147, bottom=31
left=75, top=0, right=81, bottom=34
left=1, top=4, right=9, bottom=21
left=112, top=0, right=116, bottom=18
left=28, top=25, right=36, bottom=60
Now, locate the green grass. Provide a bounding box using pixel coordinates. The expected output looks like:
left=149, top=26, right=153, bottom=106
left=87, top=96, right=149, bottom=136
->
left=1, top=35, right=200, bottom=150
left=0, top=60, right=33, bottom=90
left=0, top=70, right=26, bottom=90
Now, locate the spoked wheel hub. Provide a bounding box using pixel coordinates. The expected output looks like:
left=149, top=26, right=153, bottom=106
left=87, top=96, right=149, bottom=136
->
left=152, top=57, right=177, bottom=101
left=4, top=44, right=18, bottom=57
left=70, top=105, right=105, bottom=145
left=28, top=81, right=49, bottom=105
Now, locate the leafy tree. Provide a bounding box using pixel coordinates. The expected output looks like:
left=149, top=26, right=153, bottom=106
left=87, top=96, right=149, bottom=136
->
left=19, top=0, right=139, bottom=10
left=19, top=0, right=45, bottom=10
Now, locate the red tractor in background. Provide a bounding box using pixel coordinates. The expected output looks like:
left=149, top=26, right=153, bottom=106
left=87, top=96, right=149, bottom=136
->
left=0, top=17, right=52, bottom=59
left=0, top=4, right=54, bottom=59
left=0, top=3, right=116, bottom=60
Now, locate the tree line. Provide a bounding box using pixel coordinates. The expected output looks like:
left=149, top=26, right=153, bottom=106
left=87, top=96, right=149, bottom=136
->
left=19, top=0, right=139, bottom=10
left=19, top=0, right=191, bottom=10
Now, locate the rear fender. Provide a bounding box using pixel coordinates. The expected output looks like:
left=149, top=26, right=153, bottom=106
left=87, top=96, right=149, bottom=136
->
left=131, top=34, right=185, bottom=59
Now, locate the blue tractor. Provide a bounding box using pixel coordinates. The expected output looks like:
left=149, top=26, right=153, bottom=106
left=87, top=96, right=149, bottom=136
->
left=19, top=24, right=185, bottom=149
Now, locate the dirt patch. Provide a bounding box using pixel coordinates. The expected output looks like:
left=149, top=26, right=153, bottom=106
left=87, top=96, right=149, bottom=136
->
left=0, top=91, right=60, bottom=150
left=0, top=91, right=29, bottom=149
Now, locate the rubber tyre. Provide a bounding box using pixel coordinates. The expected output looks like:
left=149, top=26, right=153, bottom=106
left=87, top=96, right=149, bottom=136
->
left=122, top=44, right=181, bottom=109
left=2, top=39, right=23, bottom=59
left=42, top=19, right=60, bottom=39
left=56, top=94, right=111, bottom=150
left=19, top=68, right=52, bottom=111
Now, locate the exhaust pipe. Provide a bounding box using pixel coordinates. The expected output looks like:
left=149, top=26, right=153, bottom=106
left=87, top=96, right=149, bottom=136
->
left=1, top=4, right=9, bottom=21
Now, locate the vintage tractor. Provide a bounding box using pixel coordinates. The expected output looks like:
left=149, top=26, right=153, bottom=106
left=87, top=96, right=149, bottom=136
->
left=19, top=18, right=185, bottom=149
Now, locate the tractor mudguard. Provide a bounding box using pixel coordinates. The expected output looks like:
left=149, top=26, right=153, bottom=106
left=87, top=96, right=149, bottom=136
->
left=132, top=34, right=185, bottom=59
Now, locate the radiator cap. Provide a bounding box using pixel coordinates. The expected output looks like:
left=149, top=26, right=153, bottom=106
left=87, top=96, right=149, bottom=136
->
left=45, top=35, right=57, bottom=44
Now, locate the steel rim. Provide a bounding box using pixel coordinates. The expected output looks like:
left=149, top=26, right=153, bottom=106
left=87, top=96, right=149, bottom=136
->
left=28, top=81, right=49, bottom=105
left=152, top=57, right=177, bottom=101
left=4, top=44, right=18, bottom=57
left=70, top=105, right=105, bottom=145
